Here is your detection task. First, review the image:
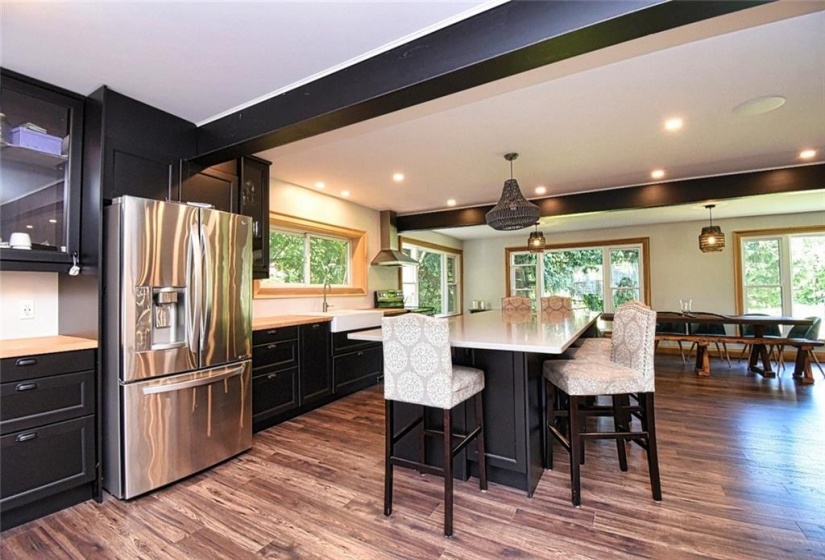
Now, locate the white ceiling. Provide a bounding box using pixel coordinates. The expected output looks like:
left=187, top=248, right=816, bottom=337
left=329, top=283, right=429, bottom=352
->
left=3, top=1, right=824, bottom=240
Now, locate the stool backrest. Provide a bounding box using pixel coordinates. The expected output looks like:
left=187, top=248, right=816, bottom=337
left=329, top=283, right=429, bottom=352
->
left=382, top=314, right=454, bottom=408
left=502, top=296, right=532, bottom=312
left=540, top=296, right=573, bottom=313
left=611, top=302, right=657, bottom=391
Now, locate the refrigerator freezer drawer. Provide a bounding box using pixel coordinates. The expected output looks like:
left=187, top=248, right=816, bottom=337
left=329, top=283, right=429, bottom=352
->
left=120, top=361, right=252, bottom=499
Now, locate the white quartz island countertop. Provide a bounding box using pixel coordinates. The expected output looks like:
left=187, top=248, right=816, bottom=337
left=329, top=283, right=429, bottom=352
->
left=348, top=309, right=600, bottom=354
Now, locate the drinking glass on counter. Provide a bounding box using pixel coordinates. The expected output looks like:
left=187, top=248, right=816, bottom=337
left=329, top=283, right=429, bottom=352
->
left=679, top=299, right=693, bottom=313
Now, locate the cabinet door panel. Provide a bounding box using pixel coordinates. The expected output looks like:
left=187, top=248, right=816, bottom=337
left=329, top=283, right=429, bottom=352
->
left=253, top=339, right=298, bottom=373
left=239, top=157, right=270, bottom=278
left=179, top=166, right=237, bottom=213
left=0, top=415, right=95, bottom=511
left=0, top=371, right=95, bottom=435
left=300, top=323, right=331, bottom=405
left=252, top=366, right=298, bottom=422
left=333, top=346, right=382, bottom=393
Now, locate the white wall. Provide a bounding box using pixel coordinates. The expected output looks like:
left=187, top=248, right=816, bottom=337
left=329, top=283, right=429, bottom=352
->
left=462, top=211, right=824, bottom=314
left=253, top=180, right=399, bottom=317
left=401, top=230, right=463, bottom=251
left=0, top=271, right=59, bottom=339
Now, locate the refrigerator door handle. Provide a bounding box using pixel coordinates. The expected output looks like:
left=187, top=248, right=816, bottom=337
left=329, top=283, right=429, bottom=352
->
left=200, top=222, right=213, bottom=345
left=141, top=365, right=245, bottom=395
left=187, top=223, right=202, bottom=355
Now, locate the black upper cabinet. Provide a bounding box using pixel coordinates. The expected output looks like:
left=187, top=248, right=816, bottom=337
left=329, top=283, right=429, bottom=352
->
left=178, top=156, right=270, bottom=278
left=239, top=156, right=270, bottom=279
left=0, top=69, right=84, bottom=273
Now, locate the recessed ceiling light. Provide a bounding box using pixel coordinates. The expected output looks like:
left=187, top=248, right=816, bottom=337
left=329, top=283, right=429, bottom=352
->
left=392, top=173, right=404, bottom=182
left=799, top=149, right=817, bottom=160
left=664, top=117, right=683, bottom=131
left=340, top=190, right=350, bottom=198
left=314, top=182, right=325, bottom=189
left=446, top=199, right=457, bottom=207
left=49, top=219, right=57, bottom=223
left=733, top=95, right=786, bottom=116
left=535, top=186, right=547, bottom=195
left=651, top=169, right=666, bottom=180
left=26, top=225, right=33, bottom=229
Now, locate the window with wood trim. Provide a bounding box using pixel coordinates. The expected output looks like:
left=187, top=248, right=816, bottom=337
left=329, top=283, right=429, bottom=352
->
left=734, top=226, right=824, bottom=336
left=506, top=238, right=650, bottom=312
left=254, top=213, right=367, bottom=298
left=399, top=237, right=462, bottom=317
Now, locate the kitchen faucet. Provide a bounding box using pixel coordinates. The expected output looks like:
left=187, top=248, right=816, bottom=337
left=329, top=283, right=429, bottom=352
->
left=322, top=280, right=332, bottom=312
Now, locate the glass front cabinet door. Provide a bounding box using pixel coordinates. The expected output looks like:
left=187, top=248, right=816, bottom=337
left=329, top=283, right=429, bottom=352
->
left=0, top=70, right=84, bottom=272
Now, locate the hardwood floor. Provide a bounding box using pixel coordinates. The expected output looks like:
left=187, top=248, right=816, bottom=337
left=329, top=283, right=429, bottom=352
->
left=3, top=355, right=824, bottom=559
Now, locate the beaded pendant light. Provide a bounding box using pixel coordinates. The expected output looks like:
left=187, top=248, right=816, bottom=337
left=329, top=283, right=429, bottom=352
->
left=699, top=204, right=725, bottom=252
left=527, top=222, right=545, bottom=252
left=486, top=153, right=540, bottom=231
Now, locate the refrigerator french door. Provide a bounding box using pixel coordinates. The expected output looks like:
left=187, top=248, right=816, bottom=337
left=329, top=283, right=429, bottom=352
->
left=103, top=196, right=252, bottom=499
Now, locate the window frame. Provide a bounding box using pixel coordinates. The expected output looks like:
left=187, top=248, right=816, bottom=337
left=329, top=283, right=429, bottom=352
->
left=399, top=236, right=463, bottom=317
left=505, top=237, right=651, bottom=311
left=254, top=213, right=367, bottom=299
left=733, top=225, right=825, bottom=318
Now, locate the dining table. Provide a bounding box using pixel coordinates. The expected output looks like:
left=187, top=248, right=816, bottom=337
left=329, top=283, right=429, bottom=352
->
left=600, top=311, right=815, bottom=380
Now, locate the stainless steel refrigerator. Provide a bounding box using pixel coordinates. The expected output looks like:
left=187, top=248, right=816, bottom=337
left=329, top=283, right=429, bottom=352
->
left=102, top=196, right=253, bottom=499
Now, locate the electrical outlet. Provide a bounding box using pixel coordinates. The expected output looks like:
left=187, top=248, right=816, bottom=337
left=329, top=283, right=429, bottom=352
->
left=20, top=300, right=34, bottom=320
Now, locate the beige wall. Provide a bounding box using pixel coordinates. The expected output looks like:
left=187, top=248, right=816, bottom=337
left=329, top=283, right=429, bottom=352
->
left=252, top=180, right=399, bottom=317
left=0, top=271, right=59, bottom=340
left=462, top=211, right=824, bottom=315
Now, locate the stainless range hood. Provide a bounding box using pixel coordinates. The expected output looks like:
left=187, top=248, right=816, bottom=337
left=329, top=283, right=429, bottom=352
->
left=371, top=211, right=418, bottom=267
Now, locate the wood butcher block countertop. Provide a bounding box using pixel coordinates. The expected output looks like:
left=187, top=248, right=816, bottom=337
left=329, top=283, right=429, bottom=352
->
left=0, top=335, right=98, bottom=359
left=253, top=309, right=408, bottom=331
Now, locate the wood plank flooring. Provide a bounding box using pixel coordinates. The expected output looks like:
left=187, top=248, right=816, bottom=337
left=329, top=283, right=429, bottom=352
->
left=3, top=355, right=825, bottom=559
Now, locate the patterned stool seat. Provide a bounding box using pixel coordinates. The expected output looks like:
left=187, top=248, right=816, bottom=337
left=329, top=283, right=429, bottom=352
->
left=544, top=358, right=652, bottom=396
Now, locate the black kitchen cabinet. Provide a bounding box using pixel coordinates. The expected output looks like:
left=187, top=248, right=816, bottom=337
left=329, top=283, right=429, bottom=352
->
left=252, top=326, right=300, bottom=430
left=177, top=156, right=270, bottom=278
left=239, top=156, right=270, bottom=279
left=300, top=322, right=331, bottom=405
left=0, top=69, right=84, bottom=273
left=331, top=329, right=383, bottom=395
left=0, top=349, right=97, bottom=531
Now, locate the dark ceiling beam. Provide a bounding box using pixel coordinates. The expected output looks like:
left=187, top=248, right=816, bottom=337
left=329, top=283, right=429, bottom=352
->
left=194, top=0, right=769, bottom=165
left=395, top=164, right=825, bottom=231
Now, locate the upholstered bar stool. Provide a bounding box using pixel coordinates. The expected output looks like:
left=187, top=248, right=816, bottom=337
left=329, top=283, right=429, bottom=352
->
left=543, top=302, right=661, bottom=506
left=567, top=300, right=649, bottom=360
left=501, top=296, right=532, bottom=312
left=382, top=314, right=487, bottom=537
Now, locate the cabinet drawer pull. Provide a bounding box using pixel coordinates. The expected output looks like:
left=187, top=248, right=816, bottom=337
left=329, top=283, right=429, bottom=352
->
left=266, top=329, right=278, bottom=335
left=267, top=372, right=278, bottom=379
left=16, top=432, right=38, bottom=443
left=267, top=343, right=278, bottom=350
left=312, top=323, right=320, bottom=329
left=15, top=382, right=38, bottom=392
left=357, top=351, right=364, bottom=356
left=15, top=358, right=38, bottom=367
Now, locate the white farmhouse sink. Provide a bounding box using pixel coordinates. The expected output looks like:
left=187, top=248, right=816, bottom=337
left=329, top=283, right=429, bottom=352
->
left=302, top=309, right=384, bottom=333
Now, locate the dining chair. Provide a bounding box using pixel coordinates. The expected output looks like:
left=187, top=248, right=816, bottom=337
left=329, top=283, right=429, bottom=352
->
left=543, top=302, right=661, bottom=506
left=654, top=318, right=688, bottom=364
left=381, top=313, right=487, bottom=537
left=773, top=317, right=823, bottom=376
left=688, top=321, right=731, bottom=367
left=501, top=296, right=532, bottom=312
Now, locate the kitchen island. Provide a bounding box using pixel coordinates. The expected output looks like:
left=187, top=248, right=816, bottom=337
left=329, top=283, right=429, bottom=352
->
left=349, top=310, right=600, bottom=497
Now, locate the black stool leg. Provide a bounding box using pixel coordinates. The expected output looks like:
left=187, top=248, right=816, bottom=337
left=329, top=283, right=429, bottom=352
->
left=384, top=399, right=394, bottom=516
left=544, top=378, right=554, bottom=469
left=641, top=392, right=662, bottom=501
left=443, top=408, right=453, bottom=537
left=568, top=394, right=582, bottom=507
left=612, top=395, right=629, bottom=472
left=475, top=392, right=488, bottom=491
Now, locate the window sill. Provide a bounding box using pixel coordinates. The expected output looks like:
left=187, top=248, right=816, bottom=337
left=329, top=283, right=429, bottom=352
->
left=253, top=283, right=366, bottom=299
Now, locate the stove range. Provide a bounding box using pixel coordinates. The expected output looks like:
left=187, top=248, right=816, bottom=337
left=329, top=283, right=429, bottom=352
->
left=374, top=290, right=435, bottom=316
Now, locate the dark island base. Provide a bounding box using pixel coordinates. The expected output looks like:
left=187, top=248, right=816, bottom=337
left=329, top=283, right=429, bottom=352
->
left=393, top=349, right=553, bottom=497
